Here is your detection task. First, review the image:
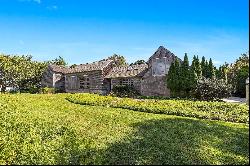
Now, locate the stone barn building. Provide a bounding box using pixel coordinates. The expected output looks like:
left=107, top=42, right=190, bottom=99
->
left=41, top=46, right=180, bottom=96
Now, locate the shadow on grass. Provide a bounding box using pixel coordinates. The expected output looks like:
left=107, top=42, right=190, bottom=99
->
left=100, top=118, right=249, bottom=165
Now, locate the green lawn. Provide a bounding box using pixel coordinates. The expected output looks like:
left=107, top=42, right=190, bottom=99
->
left=0, top=94, right=249, bottom=165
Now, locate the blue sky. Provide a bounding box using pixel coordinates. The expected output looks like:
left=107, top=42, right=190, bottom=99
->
left=0, top=0, right=249, bottom=66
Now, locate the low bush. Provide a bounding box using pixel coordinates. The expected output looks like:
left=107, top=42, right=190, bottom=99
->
left=40, top=87, right=55, bottom=94
left=66, top=93, right=249, bottom=123
left=193, top=77, right=232, bottom=101
left=110, top=85, right=140, bottom=98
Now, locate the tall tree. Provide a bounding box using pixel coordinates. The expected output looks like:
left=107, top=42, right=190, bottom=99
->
left=167, top=58, right=180, bottom=97
left=180, top=53, right=190, bottom=96
left=51, top=56, right=67, bottom=66
left=0, top=54, right=48, bottom=93
left=208, top=58, right=215, bottom=79
left=201, top=56, right=206, bottom=77
left=130, top=60, right=146, bottom=66
left=191, top=55, right=202, bottom=78
left=108, top=54, right=127, bottom=67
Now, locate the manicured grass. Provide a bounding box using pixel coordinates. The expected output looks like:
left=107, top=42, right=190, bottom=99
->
left=66, top=93, right=249, bottom=123
left=0, top=94, right=249, bottom=165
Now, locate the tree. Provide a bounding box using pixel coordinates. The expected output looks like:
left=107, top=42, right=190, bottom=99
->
left=207, top=58, right=215, bottom=79
left=201, top=56, right=206, bottom=77
left=193, top=77, right=232, bottom=101
left=179, top=53, right=191, bottom=96
left=235, top=66, right=249, bottom=97
left=166, top=58, right=181, bottom=97
left=0, top=54, right=48, bottom=93
left=130, top=60, right=146, bottom=66
left=227, top=52, right=249, bottom=97
left=70, top=64, right=77, bottom=69
left=108, top=54, right=127, bottom=67
left=191, top=55, right=202, bottom=78
left=51, top=56, right=67, bottom=66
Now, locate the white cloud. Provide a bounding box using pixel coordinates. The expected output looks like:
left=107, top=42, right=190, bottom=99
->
left=46, top=5, right=58, bottom=10
left=33, top=0, right=41, bottom=3
left=18, top=0, right=41, bottom=4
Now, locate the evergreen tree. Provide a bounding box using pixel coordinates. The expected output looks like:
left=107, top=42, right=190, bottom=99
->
left=201, top=56, right=206, bottom=77
left=167, top=58, right=181, bottom=97
left=204, top=60, right=209, bottom=78
left=180, top=53, right=190, bottom=96
left=208, top=58, right=215, bottom=78
left=191, top=55, right=202, bottom=78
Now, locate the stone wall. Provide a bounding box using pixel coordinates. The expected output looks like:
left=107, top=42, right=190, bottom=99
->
left=41, top=67, right=65, bottom=91
left=65, top=70, right=108, bottom=95
left=41, top=67, right=54, bottom=88
left=141, top=68, right=170, bottom=96
left=110, top=77, right=141, bottom=93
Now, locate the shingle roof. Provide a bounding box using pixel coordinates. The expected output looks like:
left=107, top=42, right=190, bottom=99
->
left=48, top=64, right=69, bottom=74
left=67, top=59, right=113, bottom=73
left=49, top=59, right=113, bottom=74
left=105, top=64, right=148, bottom=78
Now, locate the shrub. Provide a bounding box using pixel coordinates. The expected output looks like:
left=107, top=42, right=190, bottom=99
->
left=66, top=93, right=249, bottom=123
left=110, top=85, right=140, bottom=98
left=193, top=77, right=232, bottom=101
left=40, top=87, right=55, bottom=94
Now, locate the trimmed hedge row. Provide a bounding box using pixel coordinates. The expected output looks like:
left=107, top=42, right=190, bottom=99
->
left=66, top=93, right=249, bottom=123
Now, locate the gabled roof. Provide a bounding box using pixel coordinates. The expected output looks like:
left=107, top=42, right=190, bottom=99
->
left=48, top=59, right=113, bottom=74
left=105, top=64, right=148, bottom=78
left=148, top=46, right=180, bottom=63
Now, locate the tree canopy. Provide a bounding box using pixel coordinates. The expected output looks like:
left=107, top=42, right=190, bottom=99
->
left=108, top=54, right=127, bottom=67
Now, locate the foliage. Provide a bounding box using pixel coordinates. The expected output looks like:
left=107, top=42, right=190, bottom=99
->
left=0, top=54, right=48, bottom=93
left=193, top=77, right=232, bottom=101
left=50, top=56, right=67, bottom=66
left=67, top=93, right=248, bottom=123
left=70, top=64, right=77, bottom=68
left=166, top=58, right=181, bottom=97
left=191, top=55, right=202, bottom=78
left=110, top=85, right=140, bottom=98
left=235, top=66, right=249, bottom=97
left=130, top=60, right=146, bottom=66
left=0, top=94, right=249, bottom=164
left=208, top=58, right=215, bottom=78
left=226, top=52, right=249, bottom=97
left=108, top=54, right=127, bottom=67
left=39, top=87, right=56, bottom=94
left=0, top=54, right=68, bottom=93
left=167, top=54, right=198, bottom=97
left=216, top=63, right=229, bottom=81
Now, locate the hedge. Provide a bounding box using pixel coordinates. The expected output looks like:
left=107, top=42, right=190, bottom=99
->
left=66, top=93, right=249, bottom=123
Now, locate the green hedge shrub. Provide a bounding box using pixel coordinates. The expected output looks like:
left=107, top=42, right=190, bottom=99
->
left=40, top=87, right=55, bottom=94
left=66, top=93, right=249, bottom=123
left=110, top=85, right=140, bottom=98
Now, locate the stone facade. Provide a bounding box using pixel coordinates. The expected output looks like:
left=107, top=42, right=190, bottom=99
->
left=41, top=46, right=180, bottom=96
left=41, top=65, right=65, bottom=92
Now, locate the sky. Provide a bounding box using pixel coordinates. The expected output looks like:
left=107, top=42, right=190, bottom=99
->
left=0, top=0, right=249, bottom=67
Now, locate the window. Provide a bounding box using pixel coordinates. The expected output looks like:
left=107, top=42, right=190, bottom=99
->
left=80, top=76, right=90, bottom=89
left=121, top=79, right=134, bottom=86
